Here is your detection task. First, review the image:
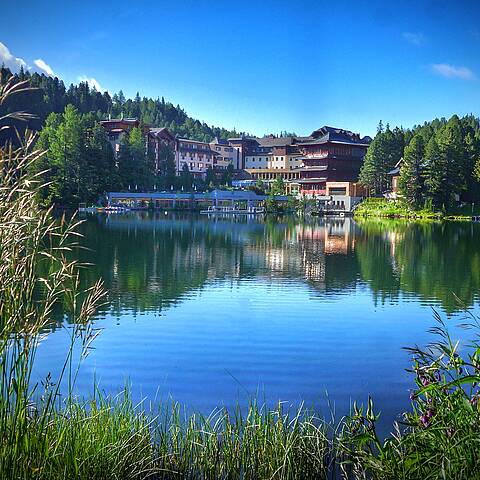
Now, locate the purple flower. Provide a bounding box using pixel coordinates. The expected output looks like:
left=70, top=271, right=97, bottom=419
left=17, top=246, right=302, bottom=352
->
left=418, top=372, right=431, bottom=387
left=420, top=409, right=434, bottom=428
left=420, top=414, right=430, bottom=427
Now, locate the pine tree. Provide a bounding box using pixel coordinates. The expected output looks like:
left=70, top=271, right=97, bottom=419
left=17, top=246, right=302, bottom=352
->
left=424, top=136, right=448, bottom=210
left=180, top=163, right=193, bottom=191
left=270, top=176, right=285, bottom=195
left=398, top=134, right=424, bottom=207
left=358, top=132, right=388, bottom=195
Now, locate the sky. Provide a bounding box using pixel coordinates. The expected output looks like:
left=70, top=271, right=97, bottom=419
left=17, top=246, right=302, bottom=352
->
left=1, top=0, right=480, bottom=137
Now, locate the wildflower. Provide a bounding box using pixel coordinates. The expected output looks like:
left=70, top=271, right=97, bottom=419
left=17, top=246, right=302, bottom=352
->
left=419, top=413, right=429, bottom=428
left=420, top=409, right=435, bottom=428
left=409, top=390, right=417, bottom=401
left=420, top=376, right=430, bottom=387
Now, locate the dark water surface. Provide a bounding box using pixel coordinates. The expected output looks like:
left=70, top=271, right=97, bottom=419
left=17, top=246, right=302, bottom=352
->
left=34, top=213, right=480, bottom=435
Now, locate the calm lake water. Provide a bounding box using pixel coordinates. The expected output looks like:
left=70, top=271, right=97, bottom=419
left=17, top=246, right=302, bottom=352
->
left=34, top=213, right=480, bottom=436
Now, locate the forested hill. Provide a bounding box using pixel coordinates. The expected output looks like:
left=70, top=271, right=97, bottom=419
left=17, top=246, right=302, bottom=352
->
left=359, top=115, right=480, bottom=208
left=0, top=66, right=243, bottom=142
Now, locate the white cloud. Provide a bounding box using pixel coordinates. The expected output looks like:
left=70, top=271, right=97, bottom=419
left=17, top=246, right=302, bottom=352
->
left=402, top=32, right=425, bottom=46
left=0, top=41, right=28, bottom=72
left=430, top=63, right=475, bottom=80
left=78, top=75, right=106, bottom=92
left=0, top=40, right=57, bottom=78
left=33, top=58, right=54, bottom=76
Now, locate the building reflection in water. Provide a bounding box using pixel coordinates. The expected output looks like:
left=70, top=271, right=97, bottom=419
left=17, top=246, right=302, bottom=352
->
left=77, top=212, right=480, bottom=316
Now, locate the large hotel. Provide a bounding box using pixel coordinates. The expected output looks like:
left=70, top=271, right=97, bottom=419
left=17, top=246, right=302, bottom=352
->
left=100, top=119, right=371, bottom=195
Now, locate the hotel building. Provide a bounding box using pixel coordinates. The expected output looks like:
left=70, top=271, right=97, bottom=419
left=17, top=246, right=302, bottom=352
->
left=175, top=138, right=218, bottom=178
left=295, top=126, right=371, bottom=196
left=210, top=137, right=241, bottom=170
left=100, top=117, right=149, bottom=158
left=147, top=127, right=177, bottom=173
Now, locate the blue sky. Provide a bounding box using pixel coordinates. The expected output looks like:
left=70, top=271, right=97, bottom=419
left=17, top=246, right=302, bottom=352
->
left=1, top=0, right=479, bottom=137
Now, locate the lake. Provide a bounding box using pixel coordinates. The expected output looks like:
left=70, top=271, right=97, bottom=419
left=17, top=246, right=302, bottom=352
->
left=33, top=213, right=480, bottom=437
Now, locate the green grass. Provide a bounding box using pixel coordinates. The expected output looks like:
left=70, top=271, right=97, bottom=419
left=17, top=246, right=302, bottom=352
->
left=354, top=198, right=439, bottom=219
left=355, top=198, right=480, bottom=221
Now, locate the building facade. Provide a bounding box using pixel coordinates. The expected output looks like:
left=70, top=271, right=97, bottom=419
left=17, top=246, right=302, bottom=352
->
left=295, top=126, right=371, bottom=196
left=100, top=117, right=149, bottom=158
left=176, top=138, right=218, bottom=178
left=147, top=127, right=177, bottom=173
left=210, top=137, right=240, bottom=170
left=241, top=135, right=304, bottom=193
left=100, top=119, right=370, bottom=192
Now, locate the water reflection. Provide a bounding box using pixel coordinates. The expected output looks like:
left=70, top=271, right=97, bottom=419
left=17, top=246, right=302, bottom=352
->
left=78, top=213, right=480, bottom=315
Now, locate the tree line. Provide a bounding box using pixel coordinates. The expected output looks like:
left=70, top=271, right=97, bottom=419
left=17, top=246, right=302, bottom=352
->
left=0, top=68, right=239, bottom=206
left=0, top=65, right=242, bottom=144
left=359, top=115, right=480, bottom=210
left=34, top=105, right=235, bottom=207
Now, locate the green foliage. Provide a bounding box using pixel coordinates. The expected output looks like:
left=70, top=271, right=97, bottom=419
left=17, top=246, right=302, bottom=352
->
left=342, top=311, right=480, bottom=479
left=359, top=123, right=404, bottom=195
left=270, top=176, right=286, bottom=195
left=205, top=166, right=216, bottom=187
left=117, top=126, right=153, bottom=191
left=36, top=105, right=119, bottom=206
left=179, top=162, right=194, bottom=191
left=398, top=134, right=424, bottom=207
left=0, top=65, right=244, bottom=145
left=220, top=162, right=234, bottom=186
left=249, top=179, right=266, bottom=195
left=354, top=198, right=436, bottom=218
left=361, top=114, right=480, bottom=211
left=474, top=158, right=480, bottom=183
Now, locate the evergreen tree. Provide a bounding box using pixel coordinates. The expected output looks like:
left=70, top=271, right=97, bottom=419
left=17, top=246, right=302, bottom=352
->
left=117, top=127, right=151, bottom=190
left=359, top=132, right=390, bottom=195
left=205, top=166, right=216, bottom=187
left=38, top=105, right=84, bottom=205
left=179, top=163, right=193, bottom=191
left=474, top=159, right=480, bottom=183
left=398, top=134, right=424, bottom=207
left=270, top=176, right=286, bottom=195
left=428, top=115, right=465, bottom=208
left=220, top=163, right=234, bottom=186
left=424, top=136, right=448, bottom=210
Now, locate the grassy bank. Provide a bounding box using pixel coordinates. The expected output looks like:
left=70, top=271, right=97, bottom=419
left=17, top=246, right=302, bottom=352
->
left=355, top=197, right=480, bottom=221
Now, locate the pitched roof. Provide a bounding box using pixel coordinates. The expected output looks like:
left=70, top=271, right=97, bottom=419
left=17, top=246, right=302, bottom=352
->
left=211, top=137, right=229, bottom=145
left=300, top=126, right=371, bottom=146
left=256, top=136, right=296, bottom=147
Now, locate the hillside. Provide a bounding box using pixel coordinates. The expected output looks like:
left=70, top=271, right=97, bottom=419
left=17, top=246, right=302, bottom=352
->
left=0, top=66, right=243, bottom=144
